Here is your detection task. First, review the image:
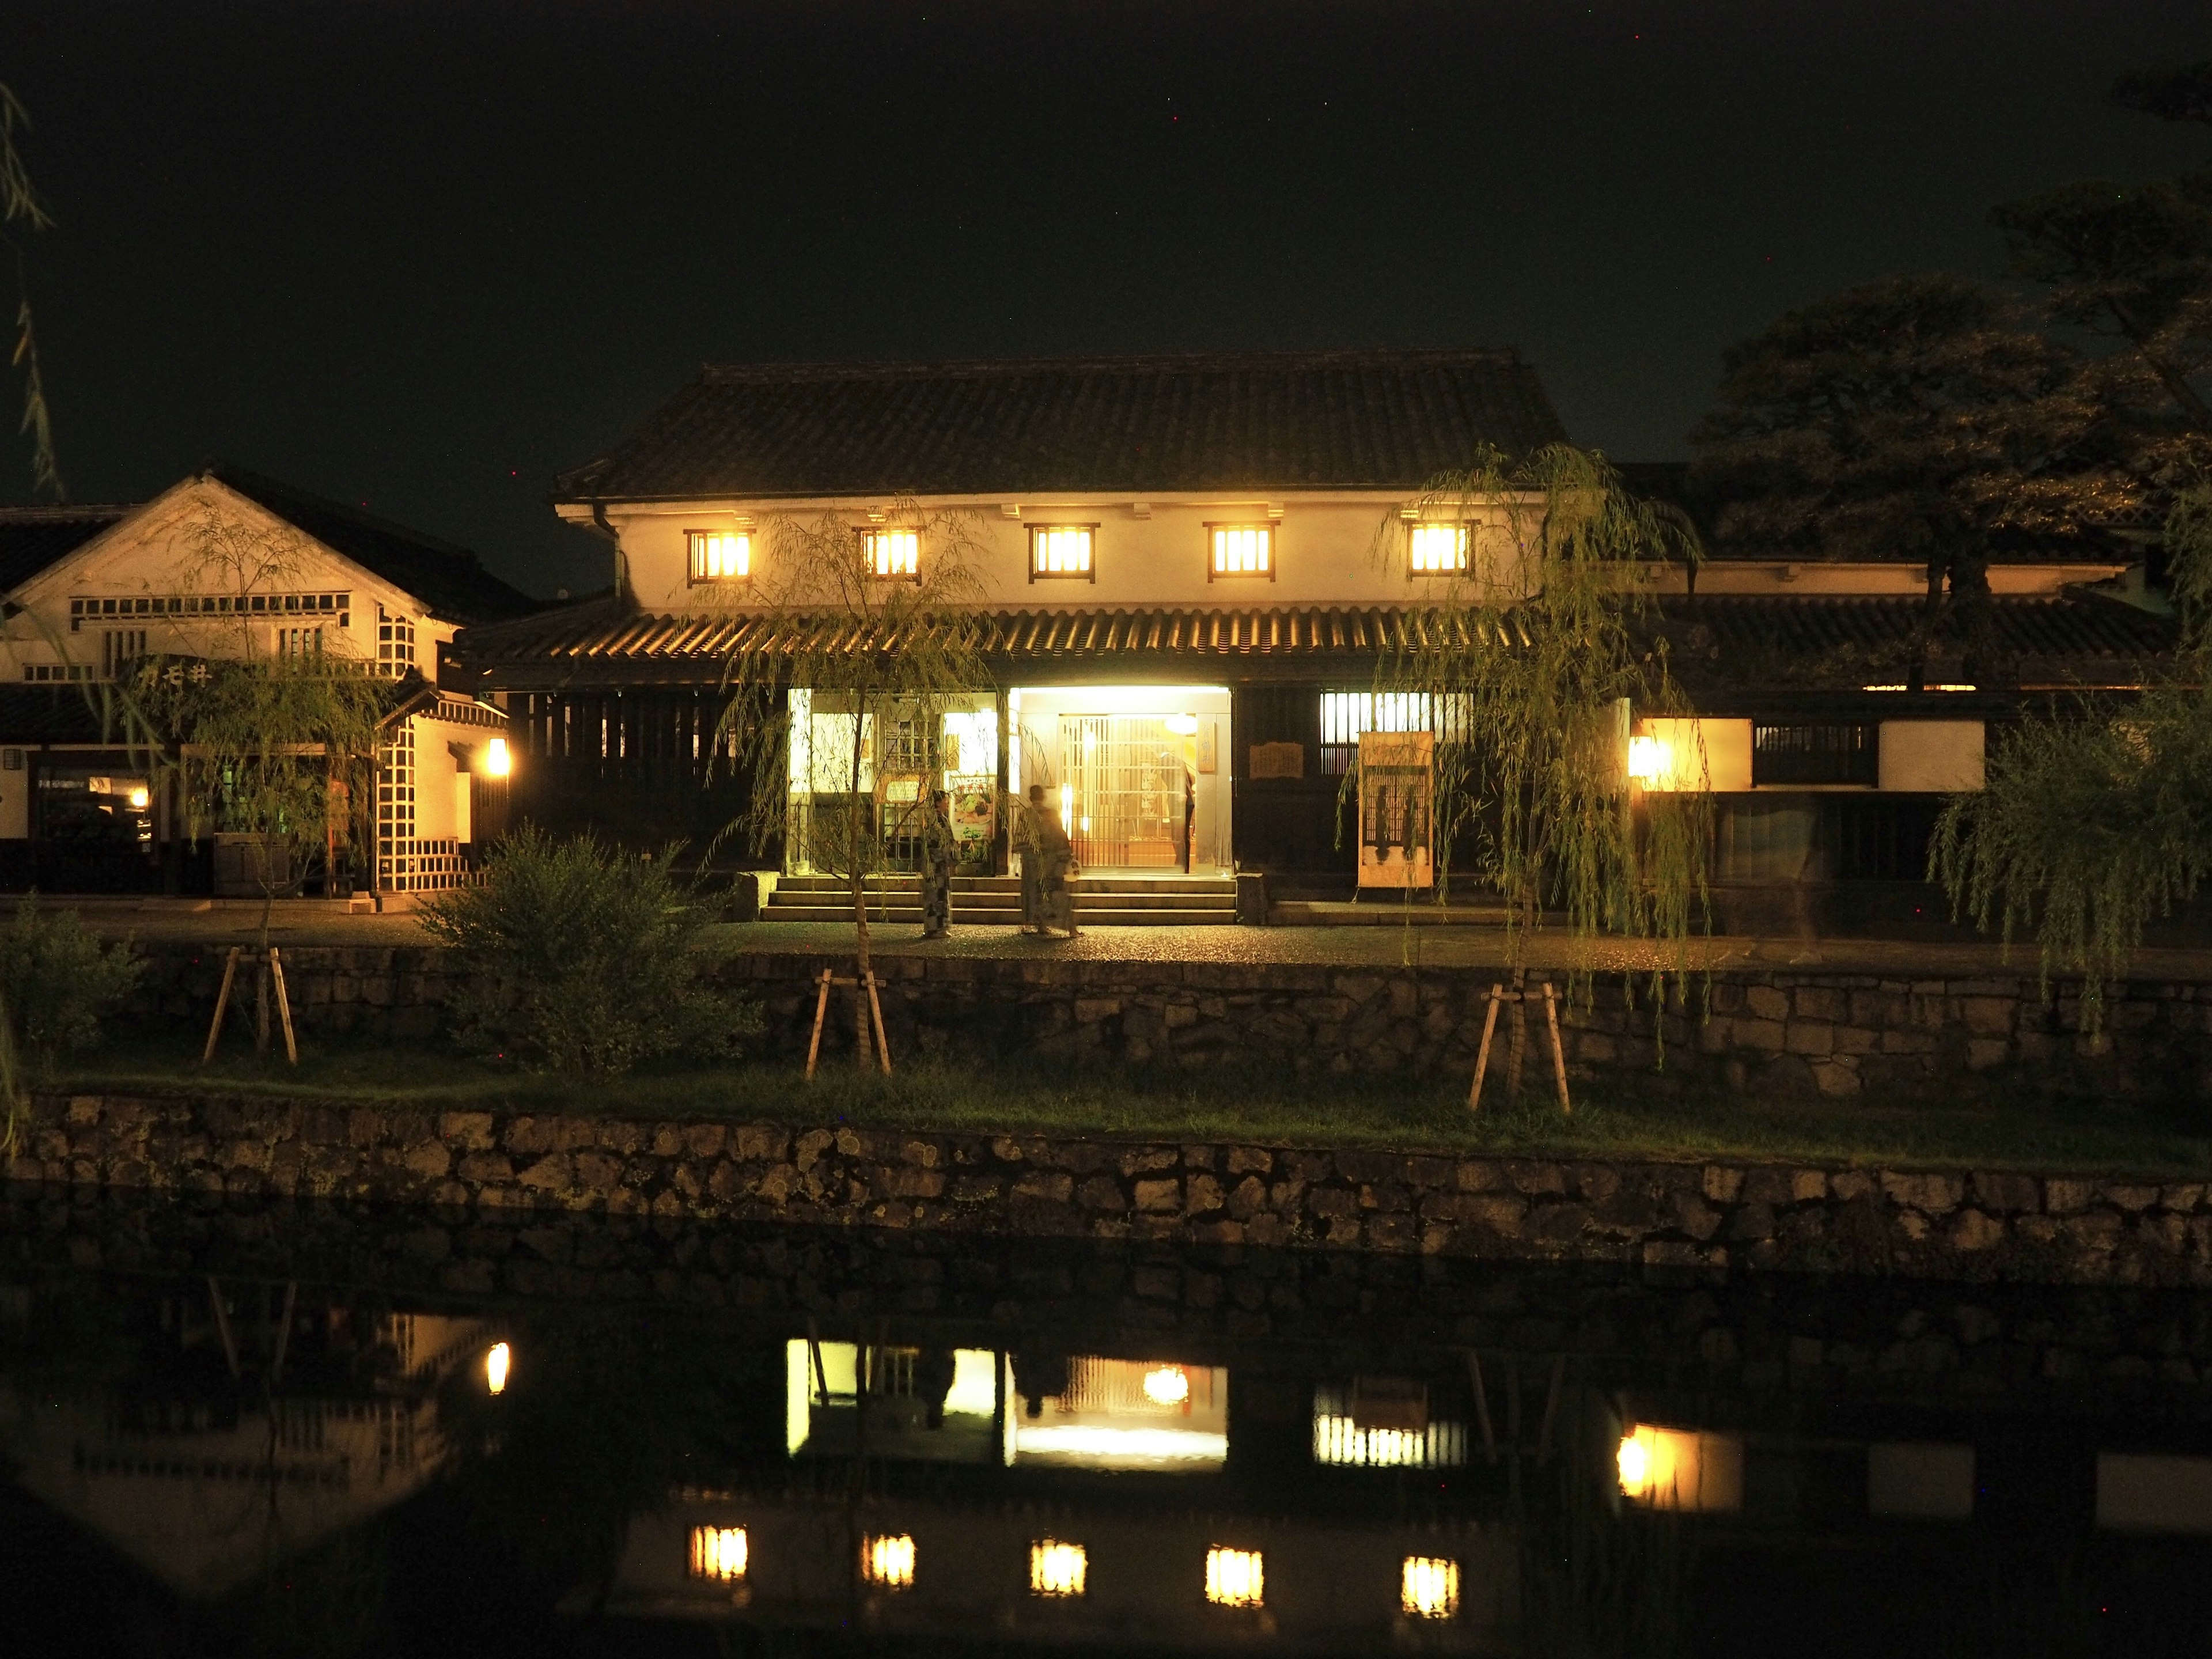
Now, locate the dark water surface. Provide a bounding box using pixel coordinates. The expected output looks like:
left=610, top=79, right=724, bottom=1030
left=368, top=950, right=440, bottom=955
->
left=5, top=1188, right=2212, bottom=1657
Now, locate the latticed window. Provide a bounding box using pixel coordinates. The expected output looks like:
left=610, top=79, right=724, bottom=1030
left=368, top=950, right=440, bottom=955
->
left=377, top=605, right=416, bottom=677
left=378, top=723, right=416, bottom=882
left=1751, top=722, right=1877, bottom=786
left=688, top=531, right=750, bottom=582
left=1407, top=522, right=1469, bottom=573
left=1318, top=691, right=1471, bottom=775
left=275, top=625, right=323, bottom=661
left=863, top=528, right=919, bottom=578
left=1029, top=525, right=1094, bottom=579
left=1209, top=525, right=1271, bottom=578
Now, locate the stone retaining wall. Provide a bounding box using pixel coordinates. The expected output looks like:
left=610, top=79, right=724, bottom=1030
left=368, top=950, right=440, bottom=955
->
left=119, top=943, right=2212, bottom=1105
left=10, top=1091, right=2211, bottom=1286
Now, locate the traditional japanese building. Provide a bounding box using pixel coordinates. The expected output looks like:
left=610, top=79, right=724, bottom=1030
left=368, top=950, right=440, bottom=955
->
left=450, top=350, right=2176, bottom=924
left=0, top=468, right=533, bottom=897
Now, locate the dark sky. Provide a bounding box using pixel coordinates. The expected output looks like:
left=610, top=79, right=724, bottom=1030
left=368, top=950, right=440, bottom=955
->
left=3, top=1, right=2208, bottom=597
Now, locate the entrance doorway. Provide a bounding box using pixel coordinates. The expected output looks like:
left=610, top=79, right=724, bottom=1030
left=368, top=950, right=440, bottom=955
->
left=1060, top=715, right=1191, bottom=870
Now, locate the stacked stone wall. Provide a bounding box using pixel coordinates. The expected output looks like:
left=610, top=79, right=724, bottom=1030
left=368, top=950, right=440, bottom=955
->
left=10, top=1092, right=2212, bottom=1286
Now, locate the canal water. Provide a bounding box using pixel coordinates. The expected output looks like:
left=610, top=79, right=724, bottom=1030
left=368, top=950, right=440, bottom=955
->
left=4, top=1191, right=2211, bottom=1657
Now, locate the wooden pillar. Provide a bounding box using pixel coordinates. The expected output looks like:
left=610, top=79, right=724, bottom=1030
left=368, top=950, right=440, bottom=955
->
left=994, top=685, right=1012, bottom=876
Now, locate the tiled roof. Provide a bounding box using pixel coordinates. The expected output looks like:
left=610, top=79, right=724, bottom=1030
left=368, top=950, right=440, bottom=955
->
left=457, top=590, right=2175, bottom=691
left=0, top=505, right=132, bottom=594
left=209, top=468, right=536, bottom=625
left=554, top=350, right=1569, bottom=502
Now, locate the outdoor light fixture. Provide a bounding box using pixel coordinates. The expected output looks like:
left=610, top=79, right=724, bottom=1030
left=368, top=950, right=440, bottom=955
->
left=1401, top=1556, right=1460, bottom=1619
left=1029, top=1539, right=1087, bottom=1597
left=1205, top=1547, right=1264, bottom=1607
left=128, top=786, right=149, bottom=809
left=483, top=737, right=512, bottom=777
left=689, top=1525, right=748, bottom=1581
left=1626, top=735, right=1668, bottom=782
left=1164, top=713, right=1199, bottom=736
left=1142, top=1365, right=1191, bottom=1406
left=485, top=1341, right=511, bottom=1395
left=863, top=1533, right=915, bottom=1589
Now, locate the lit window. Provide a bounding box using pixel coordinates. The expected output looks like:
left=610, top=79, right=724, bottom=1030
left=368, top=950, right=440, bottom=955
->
left=1209, top=526, right=1271, bottom=577
left=1402, top=1556, right=1459, bottom=1619
left=863, top=1532, right=915, bottom=1588
left=1205, top=1547, right=1263, bottom=1607
left=865, top=528, right=921, bottom=578
left=1031, top=525, right=1094, bottom=579
left=1407, top=522, right=1468, bottom=573
left=1030, top=1539, right=1087, bottom=1597
left=1617, top=1424, right=1744, bottom=1513
left=689, top=531, right=751, bottom=582
left=690, top=1525, right=748, bottom=1581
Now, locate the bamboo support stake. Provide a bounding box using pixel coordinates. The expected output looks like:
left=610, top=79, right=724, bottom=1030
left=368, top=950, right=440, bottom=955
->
left=1468, top=983, right=1504, bottom=1111
left=203, top=947, right=241, bottom=1063
left=1542, top=981, right=1571, bottom=1115
left=269, top=946, right=299, bottom=1066
left=865, top=972, right=892, bottom=1077
left=805, top=969, right=833, bottom=1080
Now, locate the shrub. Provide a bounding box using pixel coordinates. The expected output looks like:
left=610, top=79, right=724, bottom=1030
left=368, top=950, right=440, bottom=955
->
left=420, top=827, right=761, bottom=1080
left=0, top=897, right=146, bottom=1080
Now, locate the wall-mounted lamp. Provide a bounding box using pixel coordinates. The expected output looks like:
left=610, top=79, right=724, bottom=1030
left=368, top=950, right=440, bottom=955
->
left=1164, top=713, right=1200, bottom=737
left=1626, top=735, right=1668, bottom=783
left=483, top=737, right=512, bottom=778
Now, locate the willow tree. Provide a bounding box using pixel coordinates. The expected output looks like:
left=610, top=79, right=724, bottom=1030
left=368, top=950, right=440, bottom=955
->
left=2, top=82, right=59, bottom=497
left=1933, top=480, right=2212, bottom=1028
left=1368, top=445, right=1711, bottom=1087
left=712, top=499, right=993, bottom=1069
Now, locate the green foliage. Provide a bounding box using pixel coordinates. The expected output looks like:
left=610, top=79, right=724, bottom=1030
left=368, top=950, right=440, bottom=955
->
left=1370, top=445, right=1711, bottom=995
left=0, top=897, right=145, bottom=1078
left=1, top=81, right=62, bottom=498
left=420, top=825, right=761, bottom=1081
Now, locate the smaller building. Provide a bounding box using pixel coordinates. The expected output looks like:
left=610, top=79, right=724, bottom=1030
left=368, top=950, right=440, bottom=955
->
left=0, top=468, right=533, bottom=898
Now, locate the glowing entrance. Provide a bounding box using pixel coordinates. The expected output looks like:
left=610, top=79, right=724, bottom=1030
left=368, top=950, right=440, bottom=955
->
left=1009, top=685, right=1230, bottom=873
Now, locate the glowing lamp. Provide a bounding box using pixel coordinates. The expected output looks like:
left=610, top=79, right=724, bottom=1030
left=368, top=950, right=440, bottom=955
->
left=128, top=787, right=150, bottom=809
left=1205, top=1547, right=1263, bottom=1607
left=1164, top=713, right=1199, bottom=737
left=1402, top=1555, right=1459, bottom=1619
left=483, top=737, right=512, bottom=777
left=1142, top=1365, right=1191, bottom=1406
left=863, top=1532, right=915, bottom=1589
left=1618, top=1423, right=1744, bottom=1512
left=1626, top=735, right=1668, bottom=783
left=1616, top=1430, right=1650, bottom=1494
left=1030, top=1539, right=1087, bottom=1597
left=690, top=1525, right=748, bottom=1581
left=485, top=1341, right=511, bottom=1395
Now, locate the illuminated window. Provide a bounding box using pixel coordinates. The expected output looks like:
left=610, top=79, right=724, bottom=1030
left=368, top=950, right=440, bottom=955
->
left=863, top=1532, right=915, bottom=1588
left=1030, top=1539, right=1087, bottom=1597
left=688, top=531, right=751, bottom=582
left=1205, top=1547, right=1263, bottom=1607
left=865, top=528, right=921, bottom=578
left=1030, top=525, right=1094, bottom=579
left=690, top=1525, right=748, bottom=1581
left=1402, top=1556, right=1459, bottom=1619
left=1407, top=522, right=1469, bottom=573
left=1317, top=692, right=1472, bottom=776
left=1209, top=525, right=1271, bottom=578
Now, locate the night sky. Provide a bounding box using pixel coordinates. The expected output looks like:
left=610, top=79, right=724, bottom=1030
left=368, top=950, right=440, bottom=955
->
left=4, top=1, right=2207, bottom=597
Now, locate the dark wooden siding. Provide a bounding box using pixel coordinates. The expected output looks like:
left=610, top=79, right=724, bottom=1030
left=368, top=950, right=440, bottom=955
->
left=1230, top=683, right=1353, bottom=874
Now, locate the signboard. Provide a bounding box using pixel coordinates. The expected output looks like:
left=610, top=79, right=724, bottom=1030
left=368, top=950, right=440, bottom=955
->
left=1356, top=730, right=1434, bottom=890
left=1248, top=741, right=1304, bottom=781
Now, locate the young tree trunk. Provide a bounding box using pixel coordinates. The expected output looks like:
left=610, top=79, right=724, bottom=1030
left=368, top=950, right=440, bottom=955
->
left=1507, top=965, right=1528, bottom=1099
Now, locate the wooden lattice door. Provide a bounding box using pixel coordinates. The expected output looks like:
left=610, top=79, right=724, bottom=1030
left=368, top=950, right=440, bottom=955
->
left=1060, top=715, right=1186, bottom=869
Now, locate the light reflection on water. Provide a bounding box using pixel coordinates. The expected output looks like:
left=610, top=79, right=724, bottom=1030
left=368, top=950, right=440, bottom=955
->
left=3, top=1199, right=2212, bottom=1656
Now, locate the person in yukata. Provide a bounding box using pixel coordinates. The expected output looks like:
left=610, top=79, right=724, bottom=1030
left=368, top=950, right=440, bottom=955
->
left=1012, top=782, right=1050, bottom=935
left=1035, top=793, right=1080, bottom=939
left=920, top=789, right=955, bottom=940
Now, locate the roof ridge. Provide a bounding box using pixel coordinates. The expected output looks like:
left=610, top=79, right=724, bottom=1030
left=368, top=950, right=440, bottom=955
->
left=696, top=347, right=1528, bottom=385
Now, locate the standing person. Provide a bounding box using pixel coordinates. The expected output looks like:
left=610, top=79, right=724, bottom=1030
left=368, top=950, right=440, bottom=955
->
left=1012, top=782, right=1050, bottom=935
left=1037, top=795, right=1081, bottom=939
left=919, top=789, right=955, bottom=940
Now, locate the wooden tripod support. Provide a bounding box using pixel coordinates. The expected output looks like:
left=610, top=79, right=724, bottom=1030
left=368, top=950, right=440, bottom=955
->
left=1467, top=980, right=1571, bottom=1115
left=804, top=967, right=893, bottom=1080
left=202, top=945, right=299, bottom=1066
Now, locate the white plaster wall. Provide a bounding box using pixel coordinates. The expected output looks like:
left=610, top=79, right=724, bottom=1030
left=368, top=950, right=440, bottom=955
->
left=1878, top=721, right=1984, bottom=793
left=602, top=497, right=1535, bottom=616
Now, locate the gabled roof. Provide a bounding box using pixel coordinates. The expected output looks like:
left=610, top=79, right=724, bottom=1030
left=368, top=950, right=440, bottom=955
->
left=204, top=468, right=535, bottom=624
left=0, top=505, right=133, bottom=594
left=554, top=350, right=1570, bottom=503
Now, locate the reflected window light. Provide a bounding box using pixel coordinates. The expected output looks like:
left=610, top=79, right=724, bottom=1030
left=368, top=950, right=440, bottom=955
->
left=484, top=1341, right=510, bottom=1395
left=1402, top=1555, right=1459, bottom=1619
left=1205, top=1547, right=1263, bottom=1607
left=1142, top=1365, right=1191, bottom=1407
left=1030, top=1539, right=1087, bottom=1597
left=690, top=1525, right=748, bottom=1581
left=863, top=1532, right=915, bottom=1588
left=1618, top=1424, right=1744, bottom=1513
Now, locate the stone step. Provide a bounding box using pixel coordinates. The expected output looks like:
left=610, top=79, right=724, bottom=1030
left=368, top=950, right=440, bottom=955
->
left=760, top=904, right=1238, bottom=926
